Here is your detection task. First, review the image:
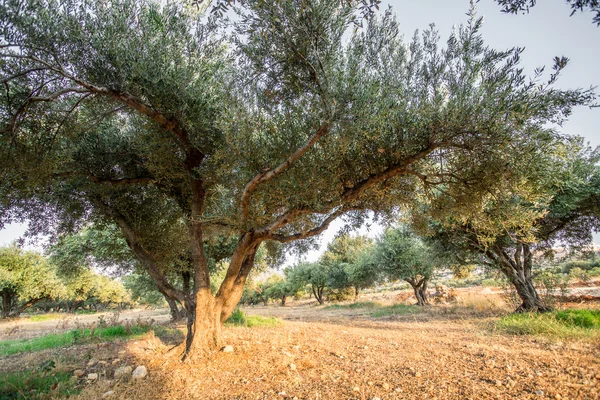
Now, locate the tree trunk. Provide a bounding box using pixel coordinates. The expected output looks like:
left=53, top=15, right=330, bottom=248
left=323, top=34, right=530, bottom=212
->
left=184, top=288, right=221, bottom=357
left=489, top=244, right=552, bottom=313
left=281, top=294, right=286, bottom=306
left=166, top=297, right=185, bottom=322
left=1, top=291, right=13, bottom=319
left=354, top=286, right=359, bottom=302
left=511, top=275, right=551, bottom=312
left=312, top=286, right=324, bottom=305
left=408, top=278, right=429, bottom=306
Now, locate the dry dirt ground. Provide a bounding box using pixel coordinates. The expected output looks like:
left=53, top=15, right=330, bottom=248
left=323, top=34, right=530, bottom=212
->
left=1, top=292, right=599, bottom=400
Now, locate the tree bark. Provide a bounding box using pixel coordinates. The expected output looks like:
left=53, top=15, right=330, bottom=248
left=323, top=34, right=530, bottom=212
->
left=312, top=286, right=324, bottom=305
left=354, top=286, right=359, bottom=302
left=408, top=277, right=429, bottom=306
left=1, top=291, right=13, bottom=319
left=489, top=244, right=552, bottom=313
left=166, top=297, right=185, bottom=322
left=281, top=294, right=286, bottom=306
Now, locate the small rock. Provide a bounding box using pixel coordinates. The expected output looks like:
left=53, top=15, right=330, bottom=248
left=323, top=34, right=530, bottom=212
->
left=73, top=370, right=85, bottom=378
left=131, top=365, right=147, bottom=380
left=371, top=398, right=381, bottom=400
left=87, top=373, right=98, bottom=381
left=222, top=345, right=234, bottom=353
left=367, top=381, right=374, bottom=386
left=495, top=380, right=502, bottom=387
left=353, top=386, right=360, bottom=392
left=382, top=383, right=390, bottom=390
left=87, top=358, right=99, bottom=367
left=98, top=361, right=108, bottom=366
left=555, top=394, right=562, bottom=399
left=117, top=351, right=126, bottom=355
left=112, top=359, right=121, bottom=365
left=394, top=387, right=403, bottom=392
left=535, top=390, right=544, bottom=396
left=278, top=391, right=286, bottom=396
left=114, top=366, right=133, bottom=379
left=102, top=390, right=115, bottom=398
left=289, top=364, right=297, bottom=371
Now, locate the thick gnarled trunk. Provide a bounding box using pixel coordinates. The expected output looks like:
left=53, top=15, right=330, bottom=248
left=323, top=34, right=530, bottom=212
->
left=407, top=277, right=429, bottom=306
left=490, top=243, right=552, bottom=313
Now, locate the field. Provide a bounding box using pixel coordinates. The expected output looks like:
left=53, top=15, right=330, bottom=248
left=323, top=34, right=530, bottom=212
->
left=1, top=288, right=599, bottom=400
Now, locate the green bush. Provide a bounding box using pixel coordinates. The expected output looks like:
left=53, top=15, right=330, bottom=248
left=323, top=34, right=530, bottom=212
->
left=225, top=309, right=248, bottom=326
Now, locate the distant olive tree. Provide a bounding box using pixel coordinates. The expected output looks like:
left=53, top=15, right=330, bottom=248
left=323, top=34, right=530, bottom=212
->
left=0, top=246, right=64, bottom=318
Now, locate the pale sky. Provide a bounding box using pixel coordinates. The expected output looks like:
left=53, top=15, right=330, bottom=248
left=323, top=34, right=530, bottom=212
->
left=1, top=0, right=599, bottom=256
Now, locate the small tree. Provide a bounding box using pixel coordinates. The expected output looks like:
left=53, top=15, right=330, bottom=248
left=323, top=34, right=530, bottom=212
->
left=374, top=227, right=435, bottom=306
left=0, top=246, right=64, bottom=318
left=286, top=262, right=328, bottom=305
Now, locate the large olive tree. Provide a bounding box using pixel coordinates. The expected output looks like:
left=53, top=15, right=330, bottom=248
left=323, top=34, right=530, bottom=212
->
left=1, top=0, right=594, bottom=357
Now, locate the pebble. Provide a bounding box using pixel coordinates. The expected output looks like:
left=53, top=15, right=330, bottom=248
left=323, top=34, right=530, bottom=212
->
left=371, top=398, right=381, bottom=400
left=382, top=383, right=390, bottom=390
left=87, top=358, right=98, bottom=367
left=222, top=345, right=234, bottom=353
left=289, top=364, right=297, bottom=371
left=87, top=373, right=98, bottom=381
left=353, top=386, right=360, bottom=392
left=73, top=370, right=85, bottom=377
left=102, top=390, right=115, bottom=398
left=535, top=390, right=544, bottom=395
left=112, top=359, right=121, bottom=365
left=114, top=366, right=133, bottom=379
left=132, top=366, right=148, bottom=380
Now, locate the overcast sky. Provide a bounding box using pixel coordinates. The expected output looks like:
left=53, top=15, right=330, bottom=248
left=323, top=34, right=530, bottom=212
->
left=1, top=0, right=598, bottom=257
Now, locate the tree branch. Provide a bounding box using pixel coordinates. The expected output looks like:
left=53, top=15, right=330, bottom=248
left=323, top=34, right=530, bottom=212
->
left=240, top=122, right=329, bottom=222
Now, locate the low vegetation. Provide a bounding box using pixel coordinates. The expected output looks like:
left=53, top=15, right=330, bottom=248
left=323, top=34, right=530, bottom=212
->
left=496, top=309, right=600, bottom=340
left=0, top=323, right=153, bottom=357
left=225, top=309, right=281, bottom=328
left=0, top=367, right=79, bottom=400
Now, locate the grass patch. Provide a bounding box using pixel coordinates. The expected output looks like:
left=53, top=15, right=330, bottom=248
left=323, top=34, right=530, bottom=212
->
left=225, top=309, right=281, bottom=328
left=0, top=324, right=153, bottom=357
left=0, top=368, right=79, bottom=399
left=496, top=309, right=600, bottom=339
left=27, top=313, right=63, bottom=322
left=324, top=301, right=381, bottom=310
left=371, top=304, right=421, bottom=318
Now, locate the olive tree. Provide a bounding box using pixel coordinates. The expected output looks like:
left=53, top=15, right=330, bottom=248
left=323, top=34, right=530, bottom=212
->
left=422, top=139, right=600, bottom=312
left=373, top=226, right=435, bottom=306
left=0, top=246, right=64, bottom=318
left=1, top=0, right=594, bottom=356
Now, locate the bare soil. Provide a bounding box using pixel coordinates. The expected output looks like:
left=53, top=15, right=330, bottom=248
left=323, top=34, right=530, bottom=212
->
left=1, top=291, right=599, bottom=399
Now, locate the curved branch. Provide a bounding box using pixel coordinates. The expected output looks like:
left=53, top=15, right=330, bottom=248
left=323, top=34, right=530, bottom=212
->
left=240, top=122, right=329, bottom=222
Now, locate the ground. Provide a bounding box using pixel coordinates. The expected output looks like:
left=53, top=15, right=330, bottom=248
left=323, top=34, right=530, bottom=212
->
left=1, top=288, right=599, bottom=399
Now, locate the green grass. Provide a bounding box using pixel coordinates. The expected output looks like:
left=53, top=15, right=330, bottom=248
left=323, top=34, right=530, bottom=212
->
left=496, top=309, right=600, bottom=339
left=27, top=314, right=63, bottom=322
left=324, top=301, right=381, bottom=310
left=0, top=324, right=152, bottom=357
left=370, top=304, right=421, bottom=318
left=225, top=309, right=281, bottom=328
left=0, top=369, right=79, bottom=399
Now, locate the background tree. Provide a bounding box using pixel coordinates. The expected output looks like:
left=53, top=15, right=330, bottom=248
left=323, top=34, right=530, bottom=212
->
left=421, top=138, right=600, bottom=311
left=374, top=226, right=435, bottom=306
left=320, top=234, right=374, bottom=301
left=0, top=246, right=64, bottom=318
left=286, top=262, right=328, bottom=305
left=1, top=0, right=594, bottom=356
